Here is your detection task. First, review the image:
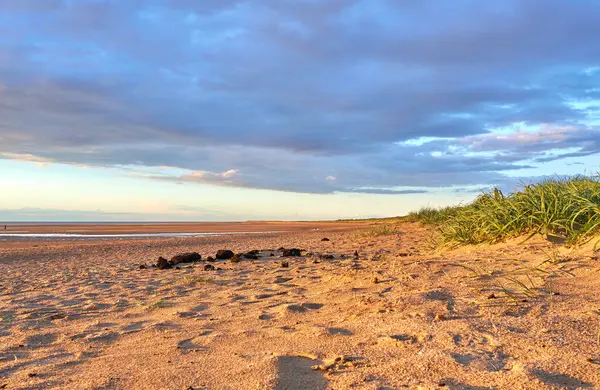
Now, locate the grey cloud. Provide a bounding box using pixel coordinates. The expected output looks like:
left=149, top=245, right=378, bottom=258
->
left=0, top=0, right=599, bottom=194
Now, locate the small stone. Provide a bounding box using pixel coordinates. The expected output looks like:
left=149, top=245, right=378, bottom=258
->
left=243, top=252, right=259, bottom=260
left=371, top=277, right=379, bottom=284
left=206, top=256, right=215, bottom=262
left=156, top=257, right=172, bottom=270
left=487, top=293, right=497, bottom=299
left=171, top=252, right=201, bottom=264
left=321, top=238, right=330, bottom=242
left=139, top=264, right=147, bottom=269
left=230, top=254, right=241, bottom=263
left=553, top=292, right=560, bottom=296
left=27, top=373, right=37, bottom=378
left=281, top=261, right=290, bottom=268
left=434, top=313, right=447, bottom=322
left=320, top=254, right=335, bottom=260
left=353, top=250, right=359, bottom=258
left=282, top=248, right=302, bottom=257
left=204, top=264, right=215, bottom=271
left=216, top=250, right=235, bottom=260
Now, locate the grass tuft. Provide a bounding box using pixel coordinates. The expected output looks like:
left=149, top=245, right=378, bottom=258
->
left=354, top=224, right=403, bottom=238
left=408, top=175, right=600, bottom=246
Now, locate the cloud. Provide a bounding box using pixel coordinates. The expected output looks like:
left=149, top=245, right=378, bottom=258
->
left=0, top=0, right=599, bottom=194
left=142, top=168, right=242, bottom=187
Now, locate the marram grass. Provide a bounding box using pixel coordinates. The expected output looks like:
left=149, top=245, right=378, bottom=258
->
left=408, top=175, right=600, bottom=246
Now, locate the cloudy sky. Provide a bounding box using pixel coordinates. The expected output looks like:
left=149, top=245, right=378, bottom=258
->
left=1, top=0, right=599, bottom=221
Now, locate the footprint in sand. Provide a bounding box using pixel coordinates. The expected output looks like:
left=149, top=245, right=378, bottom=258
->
left=23, top=333, right=59, bottom=348
left=85, top=332, right=120, bottom=344
left=177, top=331, right=213, bottom=353
left=120, top=321, right=149, bottom=334
left=450, top=350, right=509, bottom=372
left=175, top=302, right=209, bottom=318
left=325, top=327, right=353, bottom=336
left=151, top=321, right=183, bottom=330
left=387, top=334, right=417, bottom=344
left=423, top=289, right=456, bottom=312
left=282, top=303, right=323, bottom=314
left=177, top=339, right=208, bottom=353
left=529, top=369, right=592, bottom=389
left=275, top=356, right=327, bottom=390
left=273, top=277, right=294, bottom=284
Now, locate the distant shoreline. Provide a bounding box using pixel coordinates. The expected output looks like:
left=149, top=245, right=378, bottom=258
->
left=0, top=221, right=368, bottom=236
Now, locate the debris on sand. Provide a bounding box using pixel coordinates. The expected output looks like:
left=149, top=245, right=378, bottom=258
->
left=282, top=248, right=302, bottom=257
left=281, top=260, right=290, bottom=268
left=204, top=264, right=215, bottom=271
left=230, top=254, right=241, bottom=263
left=312, top=356, right=361, bottom=371
left=321, top=237, right=330, bottom=241
left=243, top=252, right=259, bottom=260
left=434, top=313, right=447, bottom=322
left=206, top=256, right=215, bottom=262
left=156, top=257, right=172, bottom=270
left=170, top=252, right=202, bottom=265
left=216, top=250, right=235, bottom=260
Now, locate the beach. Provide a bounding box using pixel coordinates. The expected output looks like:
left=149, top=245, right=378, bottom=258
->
left=1, top=222, right=599, bottom=389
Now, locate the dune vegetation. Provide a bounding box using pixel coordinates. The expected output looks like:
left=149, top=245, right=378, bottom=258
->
left=408, top=175, right=600, bottom=247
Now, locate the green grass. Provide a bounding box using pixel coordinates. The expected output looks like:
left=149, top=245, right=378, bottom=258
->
left=354, top=224, right=403, bottom=238
left=408, top=175, right=600, bottom=246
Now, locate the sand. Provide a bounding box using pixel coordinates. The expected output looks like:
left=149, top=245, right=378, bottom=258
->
left=1, top=222, right=599, bottom=389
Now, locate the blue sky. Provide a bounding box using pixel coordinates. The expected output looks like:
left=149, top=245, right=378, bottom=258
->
left=0, top=0, right=599, bottom=221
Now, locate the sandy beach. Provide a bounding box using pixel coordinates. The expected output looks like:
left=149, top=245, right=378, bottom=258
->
left=1, top=222, right=599, bottom=389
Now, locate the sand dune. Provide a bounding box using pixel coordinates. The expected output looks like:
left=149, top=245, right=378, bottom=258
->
left=1, top=223, right=599, bottom=389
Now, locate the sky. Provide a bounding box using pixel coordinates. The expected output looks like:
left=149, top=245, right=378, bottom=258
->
left=0, top=0, right=599, bottom=221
